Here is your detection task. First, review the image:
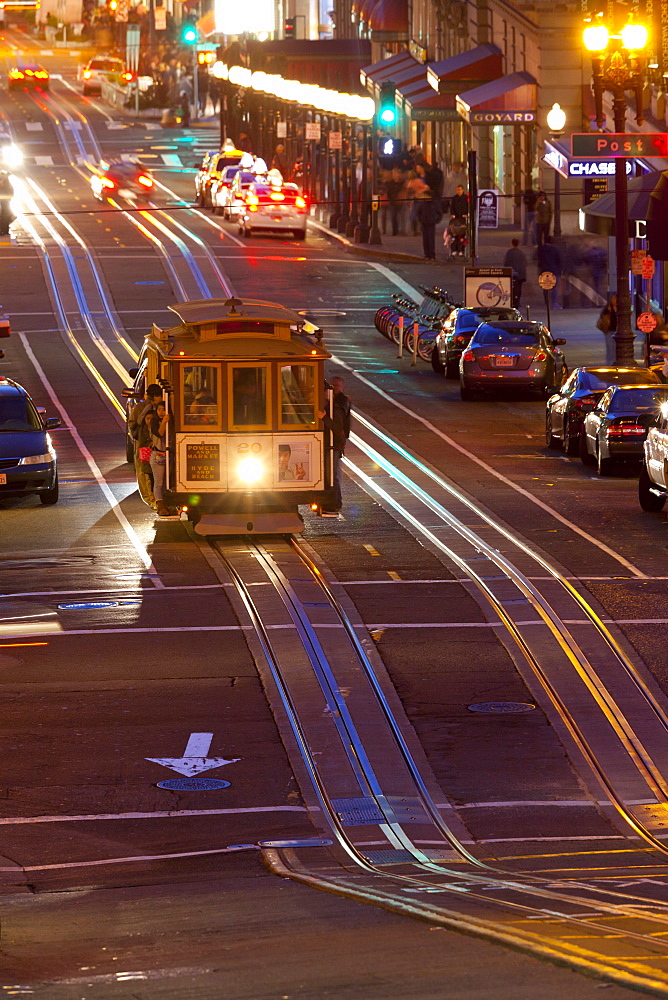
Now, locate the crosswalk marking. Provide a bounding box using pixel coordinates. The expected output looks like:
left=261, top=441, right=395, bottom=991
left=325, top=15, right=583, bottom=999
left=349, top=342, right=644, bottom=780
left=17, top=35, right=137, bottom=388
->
left=34, top=155, right=54, bottom=165
left=25, top=122, right=43, bottom=131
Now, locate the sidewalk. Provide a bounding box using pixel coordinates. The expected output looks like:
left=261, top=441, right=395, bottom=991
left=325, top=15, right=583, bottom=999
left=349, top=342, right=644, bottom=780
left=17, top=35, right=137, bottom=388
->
left=310, top=218, right=647, bottom=368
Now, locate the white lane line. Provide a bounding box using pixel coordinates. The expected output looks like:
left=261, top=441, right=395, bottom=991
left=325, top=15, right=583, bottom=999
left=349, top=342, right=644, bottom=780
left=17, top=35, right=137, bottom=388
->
left=18, top=333, right=164, bottom=588
left=333, top=357, right=647, bottom=579
left=0, top=584, right=231, bottom=598
left=0, top=804, right=307, bottom=826
left=366, top=261, right=422, bottom=300
left=1, top=842, right=259, bottom=872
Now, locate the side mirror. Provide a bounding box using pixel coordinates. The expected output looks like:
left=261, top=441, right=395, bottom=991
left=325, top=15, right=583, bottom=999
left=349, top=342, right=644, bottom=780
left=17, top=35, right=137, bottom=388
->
left=45, top=416, right=61, bottom=429
left=554, top=338, right=567, bottom=346
left=128, top=367, right=139, bottom=378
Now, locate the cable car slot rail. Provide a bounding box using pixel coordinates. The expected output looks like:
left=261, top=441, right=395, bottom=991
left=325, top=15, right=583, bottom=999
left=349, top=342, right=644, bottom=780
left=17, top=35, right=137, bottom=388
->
left=211, top=535, right=668, bottom=996
left=343, top=410, right=668, bottom=850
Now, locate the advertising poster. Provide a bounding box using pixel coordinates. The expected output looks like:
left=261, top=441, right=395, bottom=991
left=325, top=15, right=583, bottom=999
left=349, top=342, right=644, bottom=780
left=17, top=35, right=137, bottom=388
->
left=464, top=268, right=513, bottom=309
left=275, top=439, right=312, bottom=485
left=478, top=190, right=498, bottom=228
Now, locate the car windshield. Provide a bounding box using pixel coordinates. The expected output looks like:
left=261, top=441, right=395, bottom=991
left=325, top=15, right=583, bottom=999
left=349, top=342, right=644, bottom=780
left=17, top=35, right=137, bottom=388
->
left=0, top=396, right=42, bottom=431
left=475, top=327, right=539, bottom=346
left=238, top=172, right=256, bottom=184
left=582, top=369, right=657, bottom=390
left=610, top=388, right=668, bottom=410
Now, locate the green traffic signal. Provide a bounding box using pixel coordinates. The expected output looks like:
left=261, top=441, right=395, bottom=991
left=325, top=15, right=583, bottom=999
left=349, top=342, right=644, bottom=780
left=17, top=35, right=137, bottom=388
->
left=379, top=82, right=396, bottom=126
left=182, top=24, right=197, bottom=43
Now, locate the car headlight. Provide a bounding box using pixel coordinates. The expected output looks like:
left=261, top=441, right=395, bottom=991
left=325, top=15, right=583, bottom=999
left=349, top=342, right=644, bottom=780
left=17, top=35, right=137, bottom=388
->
left=2, top=144, right=22, bottom=169
left=19, top=452, right=53, bottom=465
left=237, top=457, right=264, bottom=483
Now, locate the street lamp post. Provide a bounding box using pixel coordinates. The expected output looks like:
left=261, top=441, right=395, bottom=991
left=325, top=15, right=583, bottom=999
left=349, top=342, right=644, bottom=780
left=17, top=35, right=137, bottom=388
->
left=546, top=102, right=566, bottom=238
left=584, top=15, right=648, bottom=365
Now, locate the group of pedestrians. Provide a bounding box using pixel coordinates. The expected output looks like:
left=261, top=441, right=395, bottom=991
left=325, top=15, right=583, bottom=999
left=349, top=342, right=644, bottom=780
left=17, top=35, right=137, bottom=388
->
left=128, top=384, right=172, bottom=518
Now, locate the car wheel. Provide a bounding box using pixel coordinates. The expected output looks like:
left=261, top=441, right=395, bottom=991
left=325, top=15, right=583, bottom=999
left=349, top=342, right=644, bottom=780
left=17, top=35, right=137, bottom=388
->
left=639, top=461, right=667, bottom=511
left=431, top=346, right=445, bottom=375
left=545, top=412, right=560, bottom=449
left=563, top=417, right=580, bottom=456
left=40, top=475, right=59, bottom=505
left=597, top=444, right=614, bottom=476
left=293, top=229, right=306, bottom=240
left=244, top=226, right=251, bottom=238
left=579, top=431, right=595, bottom=466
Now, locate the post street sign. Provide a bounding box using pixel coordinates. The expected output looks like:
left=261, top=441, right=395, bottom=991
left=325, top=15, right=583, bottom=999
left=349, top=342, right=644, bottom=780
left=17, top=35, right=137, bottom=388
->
left=572, top=133, right=668, bottom=158
left=305, top=122, right=321, bottom=141
left=637, top=312, right=658, bottom=333
left=538, top=271, right=557, bottom=290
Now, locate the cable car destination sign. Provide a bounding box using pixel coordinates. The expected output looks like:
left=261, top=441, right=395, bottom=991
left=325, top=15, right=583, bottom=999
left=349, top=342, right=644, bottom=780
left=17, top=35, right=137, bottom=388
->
left=571, top=133, right=668, bottom=158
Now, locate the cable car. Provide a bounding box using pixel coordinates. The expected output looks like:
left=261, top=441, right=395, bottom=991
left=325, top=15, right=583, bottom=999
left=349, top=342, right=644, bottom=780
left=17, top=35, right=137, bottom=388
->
left=127, top=297, right=336, bottom=534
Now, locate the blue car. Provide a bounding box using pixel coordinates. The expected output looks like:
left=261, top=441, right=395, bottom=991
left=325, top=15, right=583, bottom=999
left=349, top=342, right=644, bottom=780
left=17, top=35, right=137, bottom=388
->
left=0, top=377, right=60, bottom=505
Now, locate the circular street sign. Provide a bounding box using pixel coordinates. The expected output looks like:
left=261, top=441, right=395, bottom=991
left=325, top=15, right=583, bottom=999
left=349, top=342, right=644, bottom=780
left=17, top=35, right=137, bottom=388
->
left=637, top=311, right=658, bottom=333
left=538, top=271, right=557, bottom=290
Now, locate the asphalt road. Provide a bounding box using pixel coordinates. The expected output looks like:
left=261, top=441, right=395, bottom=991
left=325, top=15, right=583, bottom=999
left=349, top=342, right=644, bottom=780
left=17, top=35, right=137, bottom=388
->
left=0, top=33, right=664, bottom=1000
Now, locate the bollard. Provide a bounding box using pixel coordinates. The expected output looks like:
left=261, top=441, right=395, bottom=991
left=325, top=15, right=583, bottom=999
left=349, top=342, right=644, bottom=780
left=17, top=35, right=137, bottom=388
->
left=411, top=321, right=419, bottom=366
left=397, top=316, right=404, bottom=358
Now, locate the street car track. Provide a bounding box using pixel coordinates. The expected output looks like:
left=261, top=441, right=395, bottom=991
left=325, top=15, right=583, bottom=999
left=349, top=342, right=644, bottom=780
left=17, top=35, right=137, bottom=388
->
left=207, top=535, right=668, bottom=996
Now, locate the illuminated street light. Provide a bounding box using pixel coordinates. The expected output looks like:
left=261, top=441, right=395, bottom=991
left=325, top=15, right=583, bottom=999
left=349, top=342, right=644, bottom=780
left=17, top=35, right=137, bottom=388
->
left=546, top=103, right=566, bottom=237
left=583, top=14, right=649, bottom=364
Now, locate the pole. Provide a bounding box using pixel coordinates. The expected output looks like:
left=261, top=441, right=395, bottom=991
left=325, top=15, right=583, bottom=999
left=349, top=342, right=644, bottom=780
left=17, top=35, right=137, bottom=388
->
left=354, top=124, right=369, bottom=242
left=553, top=168, right=561, bottom=237
left=543, top=288, right=551, bottom=332
left=411, top=321, right=419, bottom=366
left=397, top=316, right=404, bottom=358
left=369, top=125, right=382, bottom=245
left=612, top=94, right=633, bottom=364
left=467, top=149, right=478, bottom=265
left=193, top=48, right=198, bottom=123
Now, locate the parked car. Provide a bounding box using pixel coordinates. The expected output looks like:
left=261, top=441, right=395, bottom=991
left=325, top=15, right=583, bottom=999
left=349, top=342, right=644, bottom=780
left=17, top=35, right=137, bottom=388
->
left=639, top=399, right=668, bottom=510
left=78, top=57, right=125, bottom=95
left=194, top=147, right=244, bottom=209
left=432, top=306, right=521, bottom=377
left=0, top=377, right=60, bottom=505
left=211, top=165, right=241, bottom=216
left=460, top=321, right=567, bottom=400
left=580, top=384, right=668, bottom=475
left=546, top=366, right=660, bottom=454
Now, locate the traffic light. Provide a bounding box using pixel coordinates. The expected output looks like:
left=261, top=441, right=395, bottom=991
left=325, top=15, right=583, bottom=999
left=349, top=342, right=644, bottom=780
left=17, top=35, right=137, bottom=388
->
left=380, top=137, right=402, bottom=157
left=378, top=82, right=397, bottom=126
left=284, top=16, right=296, bottom=38
left=181, top=18, right=197, bottom=44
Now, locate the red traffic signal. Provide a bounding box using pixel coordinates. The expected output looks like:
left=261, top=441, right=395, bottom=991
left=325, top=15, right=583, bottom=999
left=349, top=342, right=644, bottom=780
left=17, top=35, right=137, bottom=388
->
left=284, top=16, right=296, bottom=38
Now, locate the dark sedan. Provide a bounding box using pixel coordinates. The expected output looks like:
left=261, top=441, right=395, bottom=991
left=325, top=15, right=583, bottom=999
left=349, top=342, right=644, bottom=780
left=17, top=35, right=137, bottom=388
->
left=432, top=305, right=521, bottom=377
left=0, top=378, right=60, bottom=504
left=90, top=159, right=154, bottom=200
left=546, top=366, right=660, bottom=454
left=459, top=321, right=567, bottom=399
left=8, top=64, right=50, bottom=91
left=580, top=384, right=668, bottom=475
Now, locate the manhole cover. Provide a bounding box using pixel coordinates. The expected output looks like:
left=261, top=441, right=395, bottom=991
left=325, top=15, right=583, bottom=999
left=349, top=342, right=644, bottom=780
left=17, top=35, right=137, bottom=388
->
left=157, top=778, right=230, bottom=791
left=468, top=702, right=535, bottom=714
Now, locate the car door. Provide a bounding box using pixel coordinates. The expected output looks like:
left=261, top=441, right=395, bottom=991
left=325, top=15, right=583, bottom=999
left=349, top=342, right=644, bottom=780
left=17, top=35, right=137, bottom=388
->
left=585, top=389, right=611, bottom=453
left=550, top=371, right=575, bottom=435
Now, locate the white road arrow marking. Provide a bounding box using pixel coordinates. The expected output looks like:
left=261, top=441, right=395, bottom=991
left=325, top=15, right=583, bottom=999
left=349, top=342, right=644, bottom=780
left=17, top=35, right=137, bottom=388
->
left=146, top=733, right=240, bottom=777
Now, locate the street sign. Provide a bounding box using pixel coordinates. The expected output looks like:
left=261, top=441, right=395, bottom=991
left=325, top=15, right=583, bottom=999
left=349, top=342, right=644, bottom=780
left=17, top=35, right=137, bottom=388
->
left=146, top=732, right=240, bottom=777
left=572, top=133, right=668, bottom=158
left=538, top=271, right=557, bottom=290
left=464, top=268, right=512, bottom=309
left=125, top=24, right=140, bottom=71
left=305, top=122, right=321, bottom=141
left=637, top=312, right=658, bottom=333
left=478, top=190, right=498, bottom=228
left=276, top=121, right=287, bottom=138
left=328, top=130, right=342, bottom=150
left=154, top=5, right=166, bottom=29
left=641, top=255, right=656, bottom=280
left=631, top=249, right=647, bottom=275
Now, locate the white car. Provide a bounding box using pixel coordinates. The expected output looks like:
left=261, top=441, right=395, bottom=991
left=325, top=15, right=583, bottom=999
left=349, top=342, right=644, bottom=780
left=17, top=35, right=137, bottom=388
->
left=225, top=170, right=259, bottom=220
left=79, top=57, right=125, bottom=95
left=211, top=165, right=241, bottom=217
left=238, top=179, right=308, bottom=240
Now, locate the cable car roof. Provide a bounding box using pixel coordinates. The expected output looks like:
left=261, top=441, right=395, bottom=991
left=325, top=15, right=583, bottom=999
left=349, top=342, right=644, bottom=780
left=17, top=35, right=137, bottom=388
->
left=168, top=297, right=304, bottom=327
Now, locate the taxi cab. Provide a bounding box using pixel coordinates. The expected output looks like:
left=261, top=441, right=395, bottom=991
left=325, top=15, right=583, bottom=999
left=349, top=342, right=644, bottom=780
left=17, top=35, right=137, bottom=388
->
left=195, top=143, right=244, bottom=208
left=238, top=170, right=308, bottom=240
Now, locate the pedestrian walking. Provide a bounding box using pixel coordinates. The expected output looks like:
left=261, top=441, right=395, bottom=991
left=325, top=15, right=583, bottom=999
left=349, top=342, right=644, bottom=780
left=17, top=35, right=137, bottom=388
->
left=597, top=294, right=617, bottom=364
left=535, top=191, right=552, bottom=246
left=417, top=187, right=442, bottom=260
left=318, top=376, right=351, bottom=515
left=522, top=186, right=538, bottom=245
left=385, top=166, right=406, bottom=235
left=128, top=383, right=163, bottom=510
left=272, top=144, right=289, bottom=178
left=504, top=238, right=527, bottom=307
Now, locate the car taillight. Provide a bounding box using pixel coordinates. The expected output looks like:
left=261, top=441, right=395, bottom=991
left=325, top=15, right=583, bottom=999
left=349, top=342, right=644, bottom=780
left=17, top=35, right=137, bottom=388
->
left=534, top=351, right=547, bottom=362
left=100, top=176, right=115, bottom=190
left=575, top=395, right=597, bottom=408
left=463, top=350, right=475, bottom=362
left=269, top=192, right=285, bottom=201
left=246, top=193, right=259, bottom=205
left=295, top=196, right=307, bottom=208
left=607, top=420, right=646, bottom=437
left=36, top=71, right=48, bottom=79
left=137, top=174, right=153, bottom=188
left=25, top=69, right=34, bottom=76
left=454, top=335, right=466, bottom=344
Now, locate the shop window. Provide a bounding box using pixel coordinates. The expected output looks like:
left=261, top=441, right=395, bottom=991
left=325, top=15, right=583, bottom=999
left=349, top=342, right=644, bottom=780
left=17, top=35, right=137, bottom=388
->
left=280, top=365, right=316, bottom=426
left=182, top=365, right=219, bottom=426
left=230, top=365, right=268, bottom=428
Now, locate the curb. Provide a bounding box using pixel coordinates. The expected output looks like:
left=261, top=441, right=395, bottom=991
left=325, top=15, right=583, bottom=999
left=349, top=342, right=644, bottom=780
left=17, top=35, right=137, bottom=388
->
left=308, top=219, right=458, bottom=265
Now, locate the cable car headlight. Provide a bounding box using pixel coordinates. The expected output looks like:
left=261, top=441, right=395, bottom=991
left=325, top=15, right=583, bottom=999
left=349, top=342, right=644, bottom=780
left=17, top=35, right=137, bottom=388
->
left=237, top=457, right=264, bottom=483
left=2, top=144, right=22, bottom=169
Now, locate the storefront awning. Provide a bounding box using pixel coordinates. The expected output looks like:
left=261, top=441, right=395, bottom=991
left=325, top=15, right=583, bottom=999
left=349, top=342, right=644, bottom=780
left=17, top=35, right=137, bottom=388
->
left=456, top=71, right=537, bottom=125
left=360, top=51, right=419, bottom=89
left=369, top=0, right=409, bottom=40
left=196, top=10, right=216, bottom=37
left=427, top=44, right=503, bottom=94
left=581, top=171, right=663, bottom=237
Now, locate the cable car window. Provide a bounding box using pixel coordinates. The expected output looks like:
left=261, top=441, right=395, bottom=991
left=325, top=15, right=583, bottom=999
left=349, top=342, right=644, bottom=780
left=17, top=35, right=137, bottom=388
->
left=280, top=364, right=316, bottom=425
left=182, top=365, right=219, bottom=426
left=231, top=366, right=268, bottom=427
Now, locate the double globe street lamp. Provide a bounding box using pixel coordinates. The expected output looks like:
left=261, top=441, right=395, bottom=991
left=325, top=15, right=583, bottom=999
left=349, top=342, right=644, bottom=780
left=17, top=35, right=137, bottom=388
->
left=583, top=14, right=649, bottom=364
